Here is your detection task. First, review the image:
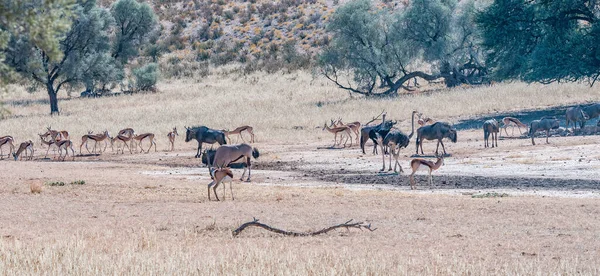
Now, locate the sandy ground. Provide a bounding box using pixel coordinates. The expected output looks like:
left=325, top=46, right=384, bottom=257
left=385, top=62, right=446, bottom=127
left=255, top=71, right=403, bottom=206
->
left=1, top=129, right=600, bottom=273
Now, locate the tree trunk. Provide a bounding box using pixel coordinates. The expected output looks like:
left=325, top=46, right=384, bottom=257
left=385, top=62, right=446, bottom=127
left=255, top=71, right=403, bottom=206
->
left=47, top=83, right=59, bottom=115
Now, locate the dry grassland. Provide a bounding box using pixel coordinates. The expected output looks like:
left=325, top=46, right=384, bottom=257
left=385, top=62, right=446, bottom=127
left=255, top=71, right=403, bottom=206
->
left=1, top=71, right=600, bottom=274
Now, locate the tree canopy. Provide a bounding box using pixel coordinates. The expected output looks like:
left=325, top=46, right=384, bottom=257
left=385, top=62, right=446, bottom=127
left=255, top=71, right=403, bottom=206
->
left=477, top=0, right=600, bottom=85
left=3, top=0, right=157, bottom=115
left=319, top=0, right=486, bottom=97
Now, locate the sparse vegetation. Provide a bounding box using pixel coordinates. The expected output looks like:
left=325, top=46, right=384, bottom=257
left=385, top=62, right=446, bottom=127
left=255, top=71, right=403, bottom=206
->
left=472, top=192, right=509, bottom=198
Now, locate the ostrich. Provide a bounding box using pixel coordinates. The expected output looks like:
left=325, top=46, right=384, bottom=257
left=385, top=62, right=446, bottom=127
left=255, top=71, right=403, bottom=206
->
left=377, top=110, right=418, bottom=172
left=415, top=122, right=457, bottom=155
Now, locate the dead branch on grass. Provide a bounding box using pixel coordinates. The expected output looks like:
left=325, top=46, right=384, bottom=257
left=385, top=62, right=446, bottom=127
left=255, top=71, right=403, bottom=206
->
left=232, top=218, right=377, bottom=237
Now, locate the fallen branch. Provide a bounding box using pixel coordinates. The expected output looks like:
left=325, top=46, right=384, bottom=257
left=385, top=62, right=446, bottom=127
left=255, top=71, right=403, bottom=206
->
left=232, top=218, right=377, bottom=237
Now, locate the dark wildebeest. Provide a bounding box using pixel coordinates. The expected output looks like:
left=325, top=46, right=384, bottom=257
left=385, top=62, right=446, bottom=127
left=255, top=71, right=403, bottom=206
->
left=415, top=122, right=457, bottom=155
left=185, top=126, right=227, bottom=159
left=583, top=104, right=600, bottom=121
left=529, top=117, right=560, bottom=145
left=483, top=119, right=499, bottom=148
left=565, top=106, right=589, bottom=130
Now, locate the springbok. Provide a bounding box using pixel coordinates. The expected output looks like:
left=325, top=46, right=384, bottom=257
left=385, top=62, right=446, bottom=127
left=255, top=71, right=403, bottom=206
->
left=223, top=125, right=255, bottom=143
left=336, top=118, right=361, bottom=144
left=415, top=122, right=457, bottom=156
left=0, top=136, right=15, bottom=159
left=54, top=139, right=75, bottom=161
left=483, top=119, right=499, bottom=148
left=323, top=120, right=352, bottom=147
left=80, top=130, right=111, bottom=154
left=529, top=117, right=560, bottom=145
left=409, top=155, right=444, bottom=189
left=38, top=134, right=56, bottom=158
left=185, top=126, right=227, bottom=159
left=112, top=135, right=134, bottom=154
left=417, top=113, right=434, bottom=126
left=42, top=127, right=69, bottom=141
left=118, top=128, right=135, bottom=137
left=208, top=143, right=260, bottom=182
left=207, top=167, right=234, bottom=201
left=12, top=140, right=34, bottom=161
left=132, top=133, right=157, bottom=153
left=500, top=117, right=527, bottom=136
left=167, top=127, right=178, bottom=151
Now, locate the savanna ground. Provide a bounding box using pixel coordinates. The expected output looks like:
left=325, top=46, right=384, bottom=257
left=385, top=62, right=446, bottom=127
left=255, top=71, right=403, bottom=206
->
left=1, top=70, right=600, bottom=274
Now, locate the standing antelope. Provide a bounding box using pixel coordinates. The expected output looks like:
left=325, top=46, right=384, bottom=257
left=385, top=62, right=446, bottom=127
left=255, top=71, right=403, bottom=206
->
left=42, top=127, right=69, bottom=141
left=167, top=127, right=178, bottom=151
left=54, top=139, right=75, bottom=161
left=80, top=130, right=111, bottom=154
left=223, top=125, right=255, bottom=143
left=483, top=119, right=499, bottom=148
left=417, top=113, right=434, bottom=126
left=336, top=118, right=361, bottom=144
left=409, top=155, right=444, bottom=189
left=132, top=133, right=157, bottom=153
left=12, top=140, right=34, bottom=161
left=0, top=136, right=15, bottom=159
left=112, top=135, right=134, bottom=154
left=323, top=120, right=353, bottom=147
left=207, top=167, right=234, bottom=201
left=529, top=117, right=560, bottom=145
left=500, top=117, right=527, bottom=136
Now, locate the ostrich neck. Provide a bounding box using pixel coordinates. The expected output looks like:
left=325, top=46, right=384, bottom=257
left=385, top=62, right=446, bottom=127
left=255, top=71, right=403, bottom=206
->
left=408, top=112, right=416, bottom=139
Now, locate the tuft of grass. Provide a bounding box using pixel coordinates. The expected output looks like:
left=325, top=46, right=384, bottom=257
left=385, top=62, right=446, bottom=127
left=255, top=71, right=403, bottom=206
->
left=472, top=192, right=509, bottom=198
left=70, top=180, right=86, bottom=185
left=46, top=181, right=65, bottom=187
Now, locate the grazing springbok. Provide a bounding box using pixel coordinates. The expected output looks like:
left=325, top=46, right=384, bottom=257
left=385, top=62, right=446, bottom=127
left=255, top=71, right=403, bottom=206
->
left=501, top=117, right=527, bottom=136
left=80, top=130, right=111, bottom=154
left=0, top=136, right=15, bottom=159
left=132, top=133, right=157, bottom=153
left=483, top=119, right=499, bottom=148
left=118, top=128, right=135, bottom=137
left=207, top=167, right=234, bottom=201
left=223, top=125, right=255, bottom=143
left=42, top=127, right=69, bottom=141
left=566, top=106, right=589, bottom=130
left=409, top=155, right=444, bottom=189
left=185, top=126, right=227, bottom=159
left=415, top=122, right=457, bottom=155
left=54, top=139, right=75, bottom=161
left=167, top=127, right=178, bottom=151
left=335, top=118, right=361, bottom=144
left=529, top=117, right=560, bottom=145
left=378, top=111, right=417, bottom=172
left=38, top=134, right=57, bottom=158
left=323, top=120, right=352, bottom=147
left=13, top=140, right=34, bottom=161
left=112, top=134, right=134, bottom=154
left=417, top=113, right=434, bottom=126
left=208, top=143, right=260, bottom=182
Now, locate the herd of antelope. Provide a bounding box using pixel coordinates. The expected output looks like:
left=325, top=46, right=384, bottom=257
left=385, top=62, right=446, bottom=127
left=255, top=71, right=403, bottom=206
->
left=321, top=103, right=600, bottom=189
left=2, top=103, right=598, bottom=199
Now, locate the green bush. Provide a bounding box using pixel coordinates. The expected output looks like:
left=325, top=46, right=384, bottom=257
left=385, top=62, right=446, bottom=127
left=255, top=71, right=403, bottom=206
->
left=133, top=63, right=159, bottom=91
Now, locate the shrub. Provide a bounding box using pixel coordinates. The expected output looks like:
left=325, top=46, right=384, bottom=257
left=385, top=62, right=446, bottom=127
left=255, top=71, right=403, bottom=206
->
left=133, top=63, right=160, bottom=91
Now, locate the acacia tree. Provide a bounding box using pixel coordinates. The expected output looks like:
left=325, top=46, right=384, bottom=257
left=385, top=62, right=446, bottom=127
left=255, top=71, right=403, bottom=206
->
left=478, top=0, right=600, bottom=85
left=3, top=0, right=157, bottom=115
left=319, top=0, right=486, bottom=97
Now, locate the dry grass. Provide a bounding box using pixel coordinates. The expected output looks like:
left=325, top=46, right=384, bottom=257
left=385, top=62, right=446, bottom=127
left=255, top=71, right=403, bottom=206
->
left=1, top=71, right=600, bottom=145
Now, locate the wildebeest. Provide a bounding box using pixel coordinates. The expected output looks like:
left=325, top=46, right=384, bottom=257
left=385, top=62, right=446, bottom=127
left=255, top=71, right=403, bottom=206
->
left=483, top=119, right=499, bottom=148
left=529, top=117, right=560, bottom=145
left=583, top=104, right=600, bottom=120
left=185, top=126, right=227, bottom=159
left=565, top=106, right=589, bottom=130
left=207, top=143, right=260, bottom=182
left=415, top=122, right=457, bottom=155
